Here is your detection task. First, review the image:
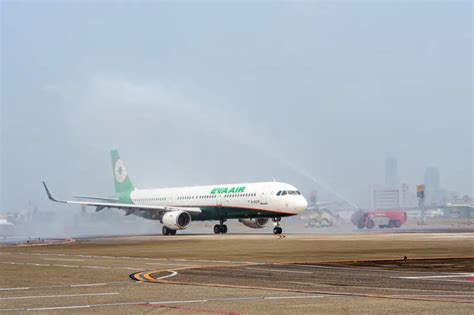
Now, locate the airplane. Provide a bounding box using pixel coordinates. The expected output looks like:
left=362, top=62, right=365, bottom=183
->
left=43, top=150, right=308, bottom=235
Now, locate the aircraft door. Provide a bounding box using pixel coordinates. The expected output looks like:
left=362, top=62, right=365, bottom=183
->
left=216, top=194, right=222, bottom=207
left=167, top=189, right=174, bottom=205
left=260, top=187, right=268, bottom=205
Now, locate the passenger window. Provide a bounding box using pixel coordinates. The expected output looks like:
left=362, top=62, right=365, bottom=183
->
left=277, top=191, right=281, bottom=196
left=282, top=191, right=287, bottom=195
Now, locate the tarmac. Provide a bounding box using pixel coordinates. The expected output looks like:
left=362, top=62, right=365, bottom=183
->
left=0, top=231, right=473, bottom=314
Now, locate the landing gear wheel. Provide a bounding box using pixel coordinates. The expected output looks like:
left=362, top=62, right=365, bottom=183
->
left=272, top=217, right=283, bottom=235
left=214, top=224, right=228, bottom=234
left=162, top=226, right=176, bottom=236
left=221, top=224, right=228, bottom=234
left=273, top=227, right=282, bottom=235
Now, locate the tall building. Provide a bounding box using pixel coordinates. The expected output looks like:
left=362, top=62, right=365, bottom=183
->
left=424, top=166, right=440, bottom=192
left=385, top=155, right=398, bottom=186
left=424, top=166, right=442, bottom=205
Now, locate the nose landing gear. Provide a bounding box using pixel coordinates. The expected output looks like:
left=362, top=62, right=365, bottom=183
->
left=272, top=217, right=283, bottom=235
left=273, top=226, right=283, bottom=234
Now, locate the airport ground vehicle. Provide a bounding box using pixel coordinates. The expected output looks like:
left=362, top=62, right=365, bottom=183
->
left=351, top=210, right=407, bottom=229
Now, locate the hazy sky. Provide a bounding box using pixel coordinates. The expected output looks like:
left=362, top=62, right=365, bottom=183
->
left=1, top=1, right=472, bottom=211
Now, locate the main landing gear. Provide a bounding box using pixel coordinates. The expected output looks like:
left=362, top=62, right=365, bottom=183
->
left=272, top=217, right=283, bottom=235
left=214, top=219, right=228, bottom=234
left=162, top=226, right=176, bottom=236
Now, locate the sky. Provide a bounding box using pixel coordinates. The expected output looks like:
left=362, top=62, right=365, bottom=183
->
left=1, top=1, right=472, bottom=212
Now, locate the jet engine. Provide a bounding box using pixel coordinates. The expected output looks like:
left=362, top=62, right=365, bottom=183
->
left=162, top=211, right=191, bottom=230
left=239, top=218, right=269, bottom=229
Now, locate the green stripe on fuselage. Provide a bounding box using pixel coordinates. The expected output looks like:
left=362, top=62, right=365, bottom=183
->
left=132, top=206, right=290, bottom=221
left=192, top=206, right=292, bottom=221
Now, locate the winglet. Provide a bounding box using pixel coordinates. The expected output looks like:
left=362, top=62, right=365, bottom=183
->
left=42, top=181, right=58, bottom=202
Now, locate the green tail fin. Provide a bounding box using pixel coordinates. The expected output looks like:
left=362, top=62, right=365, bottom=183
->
left=111, top=150, right=135, bottom=193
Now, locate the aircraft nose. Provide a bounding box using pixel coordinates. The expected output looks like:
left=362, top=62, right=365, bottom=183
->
left=296, top=196, right=308, bottom=212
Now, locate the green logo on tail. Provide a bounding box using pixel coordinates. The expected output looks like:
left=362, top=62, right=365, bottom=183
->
left=111, top=150, right=135, bottom=194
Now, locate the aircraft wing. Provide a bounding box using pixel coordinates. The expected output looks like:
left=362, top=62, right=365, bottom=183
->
left=43, top=182, right=201, bottom=214
left=74, top=195, right=120, bottom=202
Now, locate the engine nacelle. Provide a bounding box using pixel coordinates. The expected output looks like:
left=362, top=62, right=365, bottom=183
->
left=239, top=218, right=270, bottom=229
left=162, top=211, right=191, bottom=230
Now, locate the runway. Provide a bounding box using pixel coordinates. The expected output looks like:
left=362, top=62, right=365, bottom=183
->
left=141, top=259, right=473, bottom=303
left=0, top=232, right=473, bottom=314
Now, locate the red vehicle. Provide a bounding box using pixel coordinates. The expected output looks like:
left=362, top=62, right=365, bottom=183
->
left=351, top=210, right=407, bottom=229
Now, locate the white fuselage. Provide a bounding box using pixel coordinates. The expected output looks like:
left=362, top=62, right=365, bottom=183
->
left=131, top=181, right=307, bottom=220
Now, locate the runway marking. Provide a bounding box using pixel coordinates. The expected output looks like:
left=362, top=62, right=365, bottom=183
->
left=291, top=263, right=474, bottom=276
left=158, top=278, right=474, bottom=304
left=293, top=264, right=427, bottom=274
left=145, top=262, right=193, bottom=266
left=43, top=258, right=85, bottom=262
left=245, top=267, right=312, bottom=274
left=2, top=261, right=141, bottom=271
left=263, top=295, right=324, bottom=300
left=0, top=292, right=119, bottom=300
left=130, top=270, right=178, bottom=282
left=286, top=281, right=473, bottom=294
left=0, top=282, right=133, bottom=292
left=154, top=271, right=178, bottom=280
left=5, top=252, right=255, bottom=265
left=0, top=294, right=327, bottom=312
left=0, top=287, right=30, bottom=291
left=194, top=259, right=232, bottom=263
left=397, top=273, right=474, bottom=279
left=70, top=283, right=108, bottom=287
left=390, top=294, right=474, bottom=298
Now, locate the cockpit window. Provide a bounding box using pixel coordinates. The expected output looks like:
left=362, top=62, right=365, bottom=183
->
left=278, top=190, right=301, bottom=196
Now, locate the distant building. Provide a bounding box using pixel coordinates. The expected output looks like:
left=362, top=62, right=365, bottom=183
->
left=369, top=185, right=400, bottom=210
left=369, top=183, right=416, bottom=210
left=424, top=166, right=442, bottom=205
left=385, top=155, right=398, bottom=186
left=424, top=166, right=440, bottom=191
left=400, top=183, right=417, bottom=208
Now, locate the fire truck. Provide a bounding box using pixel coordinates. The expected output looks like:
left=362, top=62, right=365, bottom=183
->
left=351, top=210, right=407, bottom=229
